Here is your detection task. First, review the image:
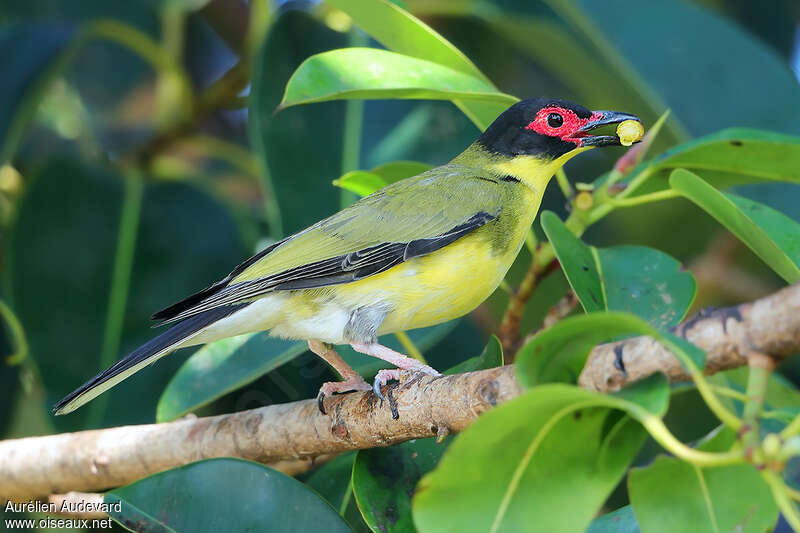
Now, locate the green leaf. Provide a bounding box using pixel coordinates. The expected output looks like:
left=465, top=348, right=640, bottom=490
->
left=327, top=0, right=486, bottom=79
left=325, top=0, right=512, bottom=129
left=515, top=313, right=645, bottom=388
left=354, top=437, right=448, bottom=533
left=0, top=24, right=77, bottom=164
left=334, top=161, right=433, bottom=198
left=597, top=246, right=696, bottom=328
left=516, top=311, right=704, bottom=388
left=643, top=129, right=800, bottom=188
left=370, top=161, right=432, bottom=182
left=541, top=211, right=696, bottom=328
left=628, top=455, right=779, bottom=533
left=413, top=378, right=667, bottom=533
left=280, top=48, right=516, bottom=110
left=156, top=334, right=307, bottom=422
left=106, top=458, right=350, bottom=532
left=670, top=168, right=800, bottom=283
left=334, top=170, right=389, bottom=197
left=6, top=159, right=246, bottom=430
left=540, top=211, right=604, bottom=312
left=446, top=335, right=503, bottom=375
left=586, top=505, right=639, bottom=533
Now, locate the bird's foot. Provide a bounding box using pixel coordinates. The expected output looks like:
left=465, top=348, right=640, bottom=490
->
left=372, top=369, right=406, bottom=401
left=372, top=365, right=442, bottom=401
left=316, top=376, right=371, bottom=415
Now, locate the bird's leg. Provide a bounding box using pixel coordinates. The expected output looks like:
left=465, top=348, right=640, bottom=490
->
left=308, top=340, right=371, bottom=414
left=349, top=342, right=442, bottom=400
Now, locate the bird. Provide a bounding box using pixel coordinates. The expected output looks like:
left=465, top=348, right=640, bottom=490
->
left=53, top=98, right=641, bottom=416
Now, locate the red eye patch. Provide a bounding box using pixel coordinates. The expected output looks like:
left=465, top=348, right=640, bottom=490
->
left=525, top=107, right=602, bottom=146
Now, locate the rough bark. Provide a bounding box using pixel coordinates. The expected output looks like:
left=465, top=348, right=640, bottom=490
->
left=1, top=367, right=520, bottom=500
left=579, top=282, right=800, bottom=391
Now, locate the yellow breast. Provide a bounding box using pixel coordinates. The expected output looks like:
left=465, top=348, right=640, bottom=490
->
left=326, top=229, right=521, bottom=335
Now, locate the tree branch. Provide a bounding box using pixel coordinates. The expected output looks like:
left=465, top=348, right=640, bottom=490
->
left=0, top=368, right=520, bottom=500
left=579, top=282, right=800, bottom=391
left=1, top=283, right=798, bottom=502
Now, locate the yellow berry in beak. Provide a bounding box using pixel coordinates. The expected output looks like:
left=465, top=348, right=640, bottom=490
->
left=616, top=120, right=644, bottom=147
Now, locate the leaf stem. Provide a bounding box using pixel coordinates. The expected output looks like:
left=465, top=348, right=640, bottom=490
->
left=762, top=469, right=800, bottom=531
left=0, top=300, right=28, bottom=366
left=688, top=366, right=743, bottom=431
left=782, top=414, right=800, bottom=439
left=708, top=384, right=748, bottom=402
left=86, top=169, right=144, bottom=428
left=554, top=167, right=573, bottom=199
left=83, top=20, right=186, bottom=78
left=740, top=353, right=774, bottom=463
left=617, top=166, right=657, bottom=200
left=498, top=280, right=512, bottom=295
left=641, top=416, right=743, bottom=467
left=786, top=485, right=800, bottom=502
left=339, top=478, right=354, bottom=516
left=606, top=188, right=680, bottom=207
left=183, top=135, right=260, bottom=176
left=524, top=228, right=537, bottom=255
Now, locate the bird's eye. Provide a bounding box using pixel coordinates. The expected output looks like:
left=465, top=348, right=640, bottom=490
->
left=547, top=113, right=564, bottom=128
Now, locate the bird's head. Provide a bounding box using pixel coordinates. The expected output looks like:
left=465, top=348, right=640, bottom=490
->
left=477, top=98, right=642, bottom=160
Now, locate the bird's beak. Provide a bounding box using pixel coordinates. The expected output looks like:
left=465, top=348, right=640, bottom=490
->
left=577, top=110, right=642, bottom=147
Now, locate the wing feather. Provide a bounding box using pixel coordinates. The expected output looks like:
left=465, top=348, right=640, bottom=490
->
left=153, top=166, right=504, bottom=324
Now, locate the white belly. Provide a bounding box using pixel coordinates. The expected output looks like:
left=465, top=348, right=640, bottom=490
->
left=185, top=292, right=355, bottom=346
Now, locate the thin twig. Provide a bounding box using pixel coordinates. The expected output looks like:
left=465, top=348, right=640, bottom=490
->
left=498, top=253, right=558, bottom=356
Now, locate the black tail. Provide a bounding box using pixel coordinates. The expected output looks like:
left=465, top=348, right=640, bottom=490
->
left=53, top=304, right=247, bottom=415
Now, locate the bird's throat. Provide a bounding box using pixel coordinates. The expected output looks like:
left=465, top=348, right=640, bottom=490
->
left=486, top=148, right=591, bottom=194
left=454, top=142, right=592, bottom=196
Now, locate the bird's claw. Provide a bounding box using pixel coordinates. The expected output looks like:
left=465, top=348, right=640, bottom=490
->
left=316, top=377, right=371, bottom=415
left=316, top=390, right=327, bottom=415
left=372, top=367, right=443, bottom=401
left=372, top=369, right=405, bottom=402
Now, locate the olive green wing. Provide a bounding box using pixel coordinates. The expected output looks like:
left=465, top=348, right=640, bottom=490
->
left=152, top=164, right=503, bottom=324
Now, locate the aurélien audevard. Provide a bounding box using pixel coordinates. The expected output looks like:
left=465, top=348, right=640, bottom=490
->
left=5, top=499, right=122, bottom=514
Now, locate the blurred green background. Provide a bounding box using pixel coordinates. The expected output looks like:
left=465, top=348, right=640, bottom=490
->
left=0, top=0, right=799, bottom=528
